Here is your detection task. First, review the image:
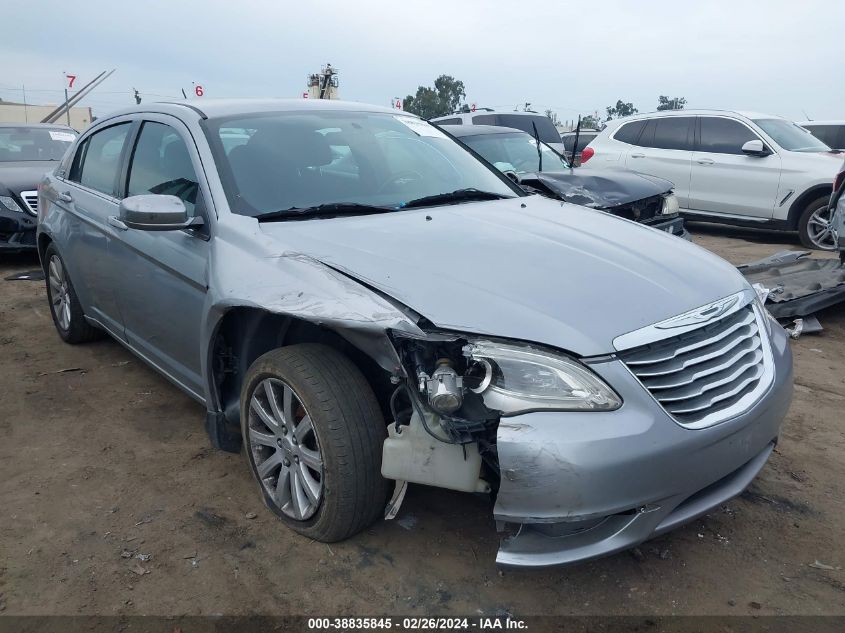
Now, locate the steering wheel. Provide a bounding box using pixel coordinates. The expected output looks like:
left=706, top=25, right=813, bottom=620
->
left=377, top=170, right=424, bottom=193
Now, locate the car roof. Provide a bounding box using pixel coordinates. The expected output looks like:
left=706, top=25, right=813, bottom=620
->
left=0, top=122, right=76, bottom=130
left=560, top=130, right=599, bottom=136
left=92, top=98, right=407, bottom=122
left=607, top=109, right=784, bottom=126
left=797, top=120, right=845, bottom=126
left=432, top=111, right=548, bottom=122
left=441, top=124, right=526, bottom=137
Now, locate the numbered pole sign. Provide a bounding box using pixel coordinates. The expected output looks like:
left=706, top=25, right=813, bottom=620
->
left=471, top=103, right=477, bottom=112
left=394, top=98, right=402, bottom=110
left=194, top=84, right=204, bottom=97
left=303, top=91, right=309, bottom=99
left=66, top=74, right=76, bottom=89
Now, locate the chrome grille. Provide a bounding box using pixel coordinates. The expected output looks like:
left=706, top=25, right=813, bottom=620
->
left=20, top=191, right=38, bottom=215
left=619, top=304, right=772, bottom=428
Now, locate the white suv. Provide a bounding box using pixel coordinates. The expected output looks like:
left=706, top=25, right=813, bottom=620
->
left=581, top=110, right=842, bottom=249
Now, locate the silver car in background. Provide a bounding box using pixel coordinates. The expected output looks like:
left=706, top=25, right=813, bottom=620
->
left=36, top=100, right=793, bottom=567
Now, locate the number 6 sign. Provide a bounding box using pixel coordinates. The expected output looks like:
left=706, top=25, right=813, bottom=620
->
left=194, top=84, right=204, bottom=97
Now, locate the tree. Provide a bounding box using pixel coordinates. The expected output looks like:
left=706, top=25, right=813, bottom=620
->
left=403, top=75, right=467, bottom=120
left=657, top=95, right=687, bottom=111
left=544, top=109, right=560, bottom=126
left=605, top=100, right=638, bottom=120
left=580, top=114, right=600, bottom=129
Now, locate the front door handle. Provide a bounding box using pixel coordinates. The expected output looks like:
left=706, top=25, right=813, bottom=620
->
left=58, top=191, right=73, bottom=203
left=696, top=158, right=715, bottom=165
left=107, top=216, right=128, bottom=231
left=630, top=153, right=645, bottom=158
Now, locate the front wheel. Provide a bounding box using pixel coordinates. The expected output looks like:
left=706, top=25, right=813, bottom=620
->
left=240, top=343, right=389, bottom=542
left=798, top=195, right=837, bottom=250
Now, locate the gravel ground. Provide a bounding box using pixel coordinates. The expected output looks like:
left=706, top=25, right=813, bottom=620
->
left=0, top=224, right=843, bottom=617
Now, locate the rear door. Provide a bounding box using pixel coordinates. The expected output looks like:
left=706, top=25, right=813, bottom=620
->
left=624, top=116, right=694, bottom=207
left=108, top=116, right=210, bottom=400
left=688, top=116, right=782, bottom=219
left=57, top=120, right=134, bottom=336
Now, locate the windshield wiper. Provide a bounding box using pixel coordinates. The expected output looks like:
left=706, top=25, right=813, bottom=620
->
left=401, top=188, right=513, bottom=209
left=255, top=203, right=394, bottom=222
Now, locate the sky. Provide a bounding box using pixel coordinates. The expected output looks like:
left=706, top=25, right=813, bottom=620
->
left=1, top=0, right=843, bottom=122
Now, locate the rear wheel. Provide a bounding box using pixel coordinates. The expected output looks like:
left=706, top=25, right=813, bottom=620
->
left=44, top=244, right=101, bottom=344
left=240, top=343, right=389, bottom=542
left=798, top=195, right=837, bottom=250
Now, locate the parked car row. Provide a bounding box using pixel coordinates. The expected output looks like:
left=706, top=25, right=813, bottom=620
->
left=35, top=99, right=793, bottom=568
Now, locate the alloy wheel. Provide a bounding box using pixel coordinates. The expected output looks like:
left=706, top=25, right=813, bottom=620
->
left=807, top=205, right=838, bottom=250
left=247, top=378, right=324, bottom=521
left=48, top=255, right=71, bottom=331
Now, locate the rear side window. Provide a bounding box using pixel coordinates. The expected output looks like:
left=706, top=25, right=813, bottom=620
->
left=698, top=117, right=760, bottom=154
left=435, top=118, right=462, bottom=126
left=69, top=123, right=131, bottom=196
left=126, top=121, right=199, bottom=214
left=636, top=117, right=695, bottom=150
left=651, top=117, right=693, bottom=150
left=473, top=114, right=561, bottom=144
left=613, top=120, right=647, bottom=145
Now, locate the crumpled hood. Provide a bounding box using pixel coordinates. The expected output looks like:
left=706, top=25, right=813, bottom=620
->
left=261, top=196, right=746, bottom=356
left=522, top=168, right=673, bottom=209
left=0, top=161, right=56, bottom=194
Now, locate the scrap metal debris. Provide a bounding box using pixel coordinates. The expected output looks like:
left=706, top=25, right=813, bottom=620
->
left=785, top=316, right=823, bottom=339
left=738, top=251, right=845, bottom=319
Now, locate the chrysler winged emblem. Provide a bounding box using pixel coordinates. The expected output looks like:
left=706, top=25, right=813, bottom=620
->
left=655, top=295, right=739, bottom=330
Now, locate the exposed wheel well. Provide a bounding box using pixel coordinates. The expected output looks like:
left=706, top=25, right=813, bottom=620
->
left=209, top=307, right=395, bottom=432
left=788, top=185, right=832, bottom=229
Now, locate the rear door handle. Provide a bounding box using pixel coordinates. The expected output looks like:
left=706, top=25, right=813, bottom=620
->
left=696, top=158, right=715, bottom=165
left=107, top=216, right=128, bottom=231
left=58, top=191, right=73, bottom=203
left=630, top=153, right=645, bottom=158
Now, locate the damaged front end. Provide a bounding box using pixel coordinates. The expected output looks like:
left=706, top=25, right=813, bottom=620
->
left=519, top=171, right=689, bottom=239
left=381, top=330, right=624, bottom=553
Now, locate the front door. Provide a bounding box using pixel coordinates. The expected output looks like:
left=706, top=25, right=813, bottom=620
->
left=688, top=116, right=782, bottom=219
left=109, top=117, right=211, bottom=400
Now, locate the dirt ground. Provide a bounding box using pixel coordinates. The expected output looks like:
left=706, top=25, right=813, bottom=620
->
left=1, top=224, right=843, bottom=617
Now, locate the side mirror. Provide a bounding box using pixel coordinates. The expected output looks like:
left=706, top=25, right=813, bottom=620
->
left=741, top=139, right=770, bottom=156
left=118, top=194, right=202, bottom=231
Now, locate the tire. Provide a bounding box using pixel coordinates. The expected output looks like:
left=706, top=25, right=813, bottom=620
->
left=44, top=244, right=101, bottom=344
left=797, top=195, right=837, bottom=250
left=240, top=343, right=389, bottom=542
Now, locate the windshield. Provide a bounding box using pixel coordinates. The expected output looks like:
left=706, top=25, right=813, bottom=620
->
left=204, top=111, right=519, bottom=217
left=0, top=127, right=76, bottom=162
left=461, top=132, right=570, bottom=174
left=753, top=119, right=831, bottom=153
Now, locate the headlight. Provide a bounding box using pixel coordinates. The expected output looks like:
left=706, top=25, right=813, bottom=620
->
left=662, top=193, right=679, bottom=215
left=463, top=340, right=621, bottom=415
left=0, top=195, right=26, bottom=214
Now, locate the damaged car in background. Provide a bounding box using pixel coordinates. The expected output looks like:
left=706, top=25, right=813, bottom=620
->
left=38, top=100, right=792, bottom=567
left=443, top=124, right=688, bottom=238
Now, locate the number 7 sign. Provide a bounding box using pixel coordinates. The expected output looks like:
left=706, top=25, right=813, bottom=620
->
left=65, top=74, right=76, bottom=89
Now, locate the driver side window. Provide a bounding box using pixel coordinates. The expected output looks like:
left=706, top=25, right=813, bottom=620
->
left=126, top=121, right=199, bottom=215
